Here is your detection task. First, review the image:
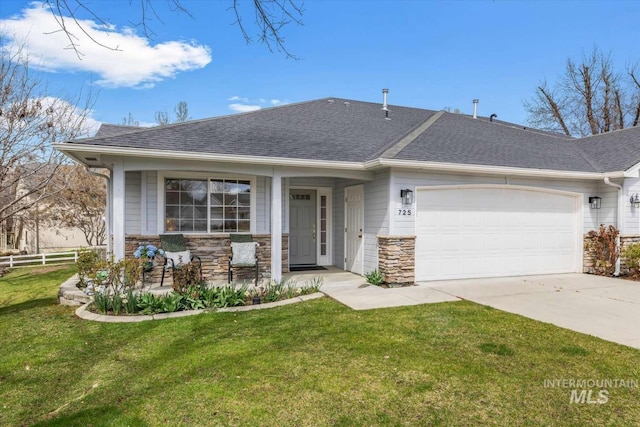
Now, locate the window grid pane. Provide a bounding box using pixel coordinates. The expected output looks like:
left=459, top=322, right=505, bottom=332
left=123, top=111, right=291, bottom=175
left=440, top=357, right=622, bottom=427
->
left=207, top=179, right=251, bottom=233
left=166, top=178, right=251, bottom=233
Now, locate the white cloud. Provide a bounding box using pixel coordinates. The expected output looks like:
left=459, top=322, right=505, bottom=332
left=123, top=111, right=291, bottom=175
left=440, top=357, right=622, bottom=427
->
left=0, top=2, right=212, bottom=88
left=228, top=103, right=261, bottom=113
left=227, top=96, right=289, bottom=113
left=228, top=96, right=249, bottom=103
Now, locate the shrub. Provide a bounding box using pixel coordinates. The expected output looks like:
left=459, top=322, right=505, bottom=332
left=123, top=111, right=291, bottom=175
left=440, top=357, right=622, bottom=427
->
left=622, top=242, right=640, bottom=278
left=76, top=249, right=101, bottom=288
left=585, top=225, right=621, bottom=276
left=172, top=262, right=202, bottom=293
left=365, top=269, right=384, bottom=286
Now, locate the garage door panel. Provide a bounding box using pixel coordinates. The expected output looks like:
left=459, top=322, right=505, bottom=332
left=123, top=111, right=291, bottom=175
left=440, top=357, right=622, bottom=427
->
left=415, top=186, right=580, bottom=281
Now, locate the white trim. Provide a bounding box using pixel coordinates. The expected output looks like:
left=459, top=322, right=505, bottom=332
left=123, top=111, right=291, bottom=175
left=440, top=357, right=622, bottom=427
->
left=366, top=158, right=625, bottom=180
left=415, top=184, right=584, bottom=276
left=140, top=171, right=148, bottom=234
left=156, top=171, right=257, bottom=234
left=112, top=160, right=126, bottom=260
left=55, top=143, right=366, bottom=171
left=55, top=143, right=630, bottom=181
left=289, top=186, right=333, bottom=266
left=271, top=172, right=283, bottom=282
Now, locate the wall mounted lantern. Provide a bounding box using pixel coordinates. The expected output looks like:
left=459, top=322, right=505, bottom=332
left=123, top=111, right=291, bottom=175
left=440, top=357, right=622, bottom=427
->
left=631, top=193, right=640, bottom=209
left=400, top=189, right=414, bottom=205
left=588, top=196, right=601, bottom=209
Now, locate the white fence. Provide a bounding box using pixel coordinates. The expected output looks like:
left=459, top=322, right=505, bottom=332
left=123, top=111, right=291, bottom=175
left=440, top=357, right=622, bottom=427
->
left=0, top=251, right=79, bottom=268
left=0, top=247, right=106, bottom=268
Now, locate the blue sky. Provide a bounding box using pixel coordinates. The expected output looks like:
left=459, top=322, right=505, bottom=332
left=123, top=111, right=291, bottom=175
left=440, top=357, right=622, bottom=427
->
left=2, top=0, right=640, bottom=132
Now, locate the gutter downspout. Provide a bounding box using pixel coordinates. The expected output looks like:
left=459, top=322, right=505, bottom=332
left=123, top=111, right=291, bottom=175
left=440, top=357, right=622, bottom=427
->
left=85, top=167, right=112, bottom=256
left=603, top=176, right=623, bottom=276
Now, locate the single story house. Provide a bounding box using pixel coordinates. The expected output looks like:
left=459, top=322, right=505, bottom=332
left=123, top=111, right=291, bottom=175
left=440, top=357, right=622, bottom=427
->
left=54, top=95, right=640, bottom=283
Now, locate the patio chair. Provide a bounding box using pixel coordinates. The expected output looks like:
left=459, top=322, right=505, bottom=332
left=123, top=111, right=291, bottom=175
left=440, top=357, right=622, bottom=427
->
left=159, top=234, right=202, bottom=287
left=228, top=234, right=260, bottom=284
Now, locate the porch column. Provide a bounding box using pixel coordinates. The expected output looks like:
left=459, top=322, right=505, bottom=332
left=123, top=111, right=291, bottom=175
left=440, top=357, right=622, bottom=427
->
left=271, top=171, right=282, bottom=282
left=112, top=160, right=126, bottom=260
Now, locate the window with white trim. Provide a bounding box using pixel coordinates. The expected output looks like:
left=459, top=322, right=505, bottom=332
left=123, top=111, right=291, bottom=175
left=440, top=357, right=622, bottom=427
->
left=165, top=178, right=251, bottom=233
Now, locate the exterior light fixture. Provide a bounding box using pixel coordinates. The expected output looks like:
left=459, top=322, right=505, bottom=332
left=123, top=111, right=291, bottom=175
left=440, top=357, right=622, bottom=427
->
left=588, top=196, right=601, bottom=209
left=631, top=193, right=640, bottom=209
left=400, top=189, right=414, bottom=205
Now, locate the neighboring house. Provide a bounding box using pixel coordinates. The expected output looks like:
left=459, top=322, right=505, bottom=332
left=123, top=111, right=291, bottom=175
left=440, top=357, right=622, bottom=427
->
left=54, top=96, right=640, bottom=283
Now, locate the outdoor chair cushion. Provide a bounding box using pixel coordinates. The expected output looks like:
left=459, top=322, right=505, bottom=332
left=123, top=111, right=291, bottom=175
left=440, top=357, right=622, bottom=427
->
left=230, top=242, right=257, bottom=266
left=165, top=250, right=191, bottom=268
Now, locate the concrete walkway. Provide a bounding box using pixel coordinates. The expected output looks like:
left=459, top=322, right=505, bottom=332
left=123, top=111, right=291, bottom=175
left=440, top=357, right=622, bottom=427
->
left=421, top=273, right=640, bottom=350
left=289, top=267, right=459, bottom=310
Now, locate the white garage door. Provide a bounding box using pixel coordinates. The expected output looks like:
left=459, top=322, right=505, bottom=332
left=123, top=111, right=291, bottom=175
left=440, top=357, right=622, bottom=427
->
left=415, top=185, right=581, bottom=281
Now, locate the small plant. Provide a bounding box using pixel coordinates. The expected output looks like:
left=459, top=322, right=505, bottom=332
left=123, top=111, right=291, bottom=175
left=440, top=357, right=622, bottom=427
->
left=161, top=292, right=183, bottom=313
left=133, top=244, right=164, bottom=260
left=621, top=242, right=640, bottom=278
left=172, top=262, right=202, bottom=292
left=137, top=292, right=162, bottom=315
left=365, top=269, right=384, bottom=286
left=585, top=225, right=621, bottom=276
left=76, top=249, right=101, bottom=288
left=93, top=290, right=111, bottom=314
left=123, top=289, right=139, bottom=314
left=214, top=283, right=247, bottom=307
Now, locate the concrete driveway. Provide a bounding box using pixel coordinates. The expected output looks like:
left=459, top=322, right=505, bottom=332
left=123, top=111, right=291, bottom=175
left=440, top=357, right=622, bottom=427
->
left=421, top=273, right=640, bottom=350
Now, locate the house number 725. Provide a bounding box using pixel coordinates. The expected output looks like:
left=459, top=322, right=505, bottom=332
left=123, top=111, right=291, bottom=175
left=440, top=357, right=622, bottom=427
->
left=398, top=209, right=412, bottom=216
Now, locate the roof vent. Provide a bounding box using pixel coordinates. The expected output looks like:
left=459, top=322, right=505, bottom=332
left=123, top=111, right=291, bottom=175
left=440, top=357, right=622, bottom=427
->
left=472, top=99, right=479, bottom=119
left=382, top=88, right=390, bottom=120
left=489, top=113, right=497, bottom=122
left=382, top=88, right=389, bottom=111
left=327, top=99, right=335, bottom=104
left=344, top=101, right=350, bottom=106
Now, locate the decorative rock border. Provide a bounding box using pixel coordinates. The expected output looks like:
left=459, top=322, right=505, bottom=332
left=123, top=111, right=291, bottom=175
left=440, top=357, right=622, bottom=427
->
left=75, top=292, right=325, bottom=323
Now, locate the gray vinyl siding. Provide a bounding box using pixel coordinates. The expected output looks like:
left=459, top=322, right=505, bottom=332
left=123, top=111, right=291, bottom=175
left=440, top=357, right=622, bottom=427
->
left=391, top=168, right=607, bottom=235
left=363, top=170, right=390, bottom=273
left=622, top=177, right=640, bottom=234
left=125, top=171, right=141, bottom=234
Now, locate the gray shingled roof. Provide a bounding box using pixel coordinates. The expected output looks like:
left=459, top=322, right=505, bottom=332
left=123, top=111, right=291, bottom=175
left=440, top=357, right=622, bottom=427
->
left=82, top=99, right=435, bottom=163
left=94, top=124, right=142, bottom=138
left=75, top=97, right=640, bottom=173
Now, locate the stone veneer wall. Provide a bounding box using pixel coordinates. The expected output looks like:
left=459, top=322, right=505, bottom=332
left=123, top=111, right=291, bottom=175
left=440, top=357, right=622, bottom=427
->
left=583, top=234, right=640, bottom=275
left=126, top=234, right=289, bottom=285
left=377, top=235, right=415, bottom=284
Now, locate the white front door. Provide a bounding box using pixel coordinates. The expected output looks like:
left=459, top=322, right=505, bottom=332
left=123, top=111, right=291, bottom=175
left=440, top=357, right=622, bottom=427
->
left=345, top=185, right=364, bottom=275
left=289, top=189, right=317, bottom=265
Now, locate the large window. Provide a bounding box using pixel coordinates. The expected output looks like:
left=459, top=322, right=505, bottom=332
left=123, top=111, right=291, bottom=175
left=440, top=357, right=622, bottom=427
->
left=165, top=178, right=251, bottom=233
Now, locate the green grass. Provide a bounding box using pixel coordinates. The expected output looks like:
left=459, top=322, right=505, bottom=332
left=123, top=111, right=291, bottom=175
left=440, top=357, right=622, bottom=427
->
left=1, top=266, right=639, bottom=426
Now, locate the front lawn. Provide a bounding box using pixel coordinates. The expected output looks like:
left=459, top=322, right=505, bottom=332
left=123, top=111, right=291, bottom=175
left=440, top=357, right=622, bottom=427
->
left=1, top=266, right=639, bottom=426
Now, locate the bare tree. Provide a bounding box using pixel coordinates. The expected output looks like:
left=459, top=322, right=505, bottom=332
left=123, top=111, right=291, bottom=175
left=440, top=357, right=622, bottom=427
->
left=44, top=0, right=304, bottom=59
left=174, top=101, right=189, bottom=123
left=154, top=110, right=170, bottom=126
left=121, top=112, right=139, bottom=126
left=45, top=165, right=106, bottom=246
left=0, top=45, right=93, bottom=249
left=525, top=47, right=640, bottom=136
left=155, top=101, right=190, bottom=125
